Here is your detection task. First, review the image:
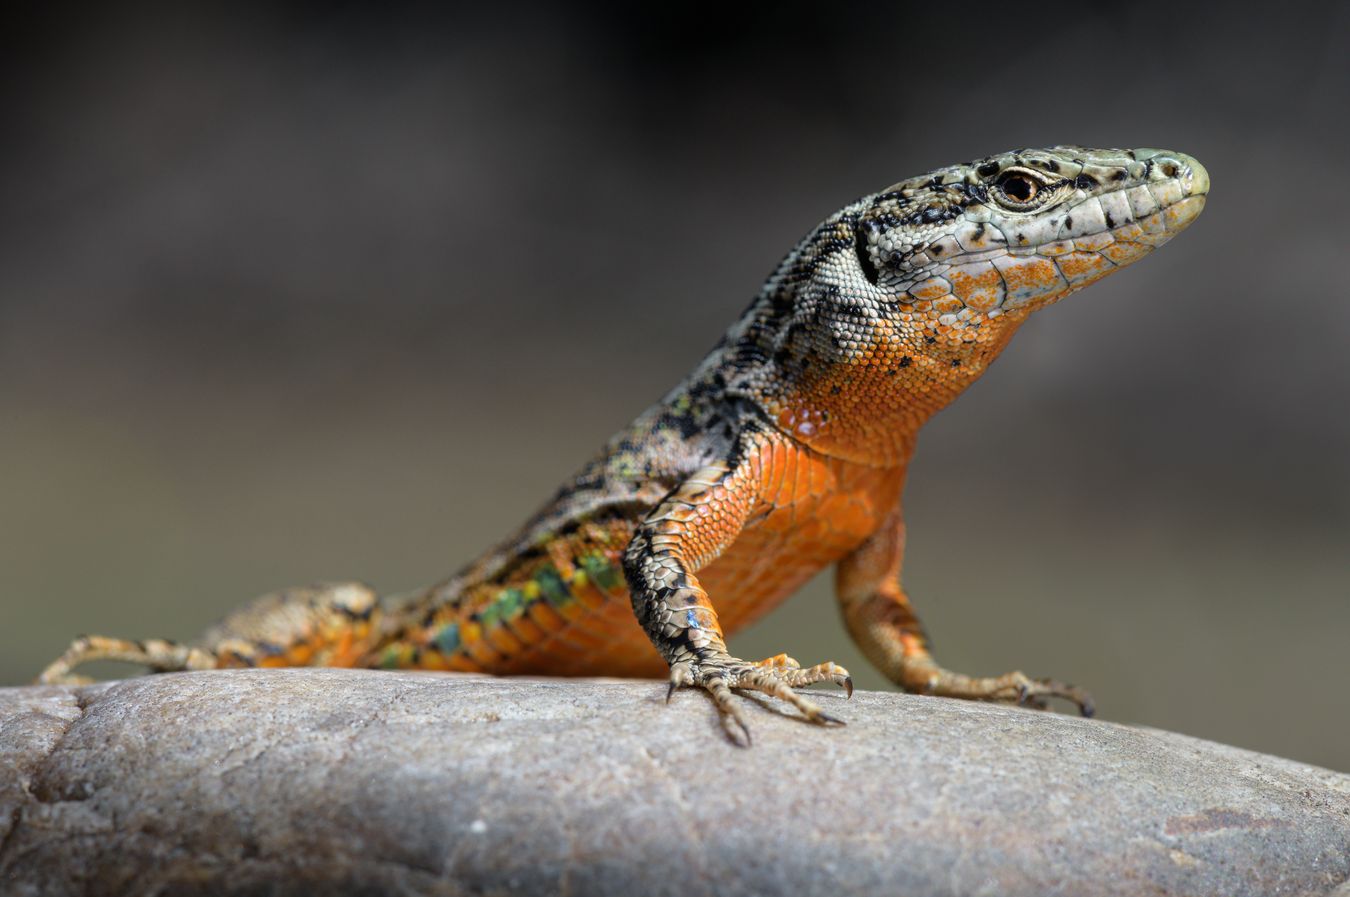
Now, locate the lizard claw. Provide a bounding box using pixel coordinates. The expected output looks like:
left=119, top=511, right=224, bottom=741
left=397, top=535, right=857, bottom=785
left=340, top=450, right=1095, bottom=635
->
left=722, top=709, right=753, bottom=747
left=811, top=709, right=847, bottom=727
left=1010, top=675, right=1094, bottom=716
left=666, top=661, right=694, bottom=705
left=1016, top=682, right=1049, bottom=711
left=665, top=652, right=852, bottom=744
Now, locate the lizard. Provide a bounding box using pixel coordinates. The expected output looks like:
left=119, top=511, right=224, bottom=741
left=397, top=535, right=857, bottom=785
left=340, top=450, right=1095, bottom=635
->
left=37, top=145, right=1209, bottom=744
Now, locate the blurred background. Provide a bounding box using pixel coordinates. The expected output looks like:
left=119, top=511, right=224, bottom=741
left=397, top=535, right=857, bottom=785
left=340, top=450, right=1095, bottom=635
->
left=2, top=4, right=1346, bottom=769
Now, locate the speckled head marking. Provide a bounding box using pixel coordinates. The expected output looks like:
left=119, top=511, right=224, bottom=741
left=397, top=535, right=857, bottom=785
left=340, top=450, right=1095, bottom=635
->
left=723, top=145, right=1209, bottom=464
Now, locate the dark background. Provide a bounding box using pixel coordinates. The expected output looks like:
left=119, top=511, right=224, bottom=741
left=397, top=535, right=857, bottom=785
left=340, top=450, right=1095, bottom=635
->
left=2, top=4, right=1347, bottom=769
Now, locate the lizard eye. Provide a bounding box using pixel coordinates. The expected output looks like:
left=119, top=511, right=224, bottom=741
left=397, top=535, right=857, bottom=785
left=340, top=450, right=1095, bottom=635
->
left=992, top=169, right=1044, bottom=209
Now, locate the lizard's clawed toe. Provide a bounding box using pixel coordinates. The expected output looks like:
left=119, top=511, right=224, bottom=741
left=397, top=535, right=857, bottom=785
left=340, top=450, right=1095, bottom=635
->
left=666, top=653, right=852, bottom=743
left=1010, top=675, right=1095, bottom=716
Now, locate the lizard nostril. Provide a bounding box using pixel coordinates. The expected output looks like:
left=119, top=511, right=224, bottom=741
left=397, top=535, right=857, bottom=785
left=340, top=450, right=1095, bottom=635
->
left=1133, top=148, right=1209, bottom=197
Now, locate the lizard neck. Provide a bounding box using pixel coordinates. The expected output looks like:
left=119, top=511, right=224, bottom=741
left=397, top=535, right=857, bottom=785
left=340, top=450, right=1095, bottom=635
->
left=747, top=306, right=1030, bottom=467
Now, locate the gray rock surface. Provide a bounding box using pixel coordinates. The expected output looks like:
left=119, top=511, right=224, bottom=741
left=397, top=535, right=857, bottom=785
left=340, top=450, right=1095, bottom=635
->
left=0, top=669, right=1346, bottom=896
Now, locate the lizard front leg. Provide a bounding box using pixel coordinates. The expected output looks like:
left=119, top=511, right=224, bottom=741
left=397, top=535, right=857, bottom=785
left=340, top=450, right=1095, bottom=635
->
left=837, top=507, right=1094, bottom=716
left=624, top=429, right=852, bottom=745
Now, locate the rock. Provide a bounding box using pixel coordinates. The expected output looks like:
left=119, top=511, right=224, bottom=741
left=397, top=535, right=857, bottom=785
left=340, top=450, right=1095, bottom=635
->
left=0, top=669, right=1346, bottom=896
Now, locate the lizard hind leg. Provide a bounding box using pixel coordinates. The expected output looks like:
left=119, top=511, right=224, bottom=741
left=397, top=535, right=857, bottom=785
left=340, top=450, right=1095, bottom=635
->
left=35, top=581, right=383, bottom=684
left=196, top=581, right=384, bottom=669
left=36, top=635, right=216, bottom=685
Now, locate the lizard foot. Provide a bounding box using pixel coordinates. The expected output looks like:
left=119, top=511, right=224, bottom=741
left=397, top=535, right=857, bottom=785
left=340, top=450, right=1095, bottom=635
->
left=36, top=635, right=215, bottom=685
left=668, top=653, right=852, bottom=746
left=908, top=662, right=1095, bottom=717
left=1010, top=675, right=1095, bottom=717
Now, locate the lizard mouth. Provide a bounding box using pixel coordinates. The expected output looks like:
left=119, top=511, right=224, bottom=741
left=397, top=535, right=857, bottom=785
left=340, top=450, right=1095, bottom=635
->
left=1051, top=149, right=1208, bottom=246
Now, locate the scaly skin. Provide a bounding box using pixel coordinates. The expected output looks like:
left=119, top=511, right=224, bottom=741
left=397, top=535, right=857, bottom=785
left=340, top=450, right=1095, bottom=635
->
left=38, top=146, right=1209, bottom=744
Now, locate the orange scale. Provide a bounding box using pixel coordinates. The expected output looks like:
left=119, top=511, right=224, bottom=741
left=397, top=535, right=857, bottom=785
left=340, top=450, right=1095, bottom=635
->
left=1056, top=251, right=1114, bottom=283
left=998, top=257, right=1060, bottom=291
left=417, top=651, right=453, bottom=672
left=444, top=654, right=482, bottom=673
left=459, top=622, right=504, bottom=668
left=573, top=581, right=609, bottom=612
left=1101, top=242, right=1146, bottom=264
left=909, top=280, right=950, bottom=302
left=483, top=623, right=525, bottom=657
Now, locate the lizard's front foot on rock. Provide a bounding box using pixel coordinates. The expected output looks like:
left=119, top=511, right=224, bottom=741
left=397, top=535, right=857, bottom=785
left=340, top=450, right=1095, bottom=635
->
left=668, top=653, right=852, bottom=746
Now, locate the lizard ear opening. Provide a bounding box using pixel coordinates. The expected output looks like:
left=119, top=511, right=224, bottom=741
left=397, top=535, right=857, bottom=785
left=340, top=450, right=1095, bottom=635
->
left=855, top=220, right=881, bottom=286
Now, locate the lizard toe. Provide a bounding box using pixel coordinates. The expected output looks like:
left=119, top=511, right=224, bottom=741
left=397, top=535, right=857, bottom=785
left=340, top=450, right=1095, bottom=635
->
left=667, top=653, right=851, bottom=742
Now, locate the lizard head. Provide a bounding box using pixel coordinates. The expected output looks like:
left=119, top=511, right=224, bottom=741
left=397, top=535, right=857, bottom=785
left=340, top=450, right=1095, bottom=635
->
left=852, top=145, right=1208, bottom=315
left=734, top=146, right=1208, bottom=464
